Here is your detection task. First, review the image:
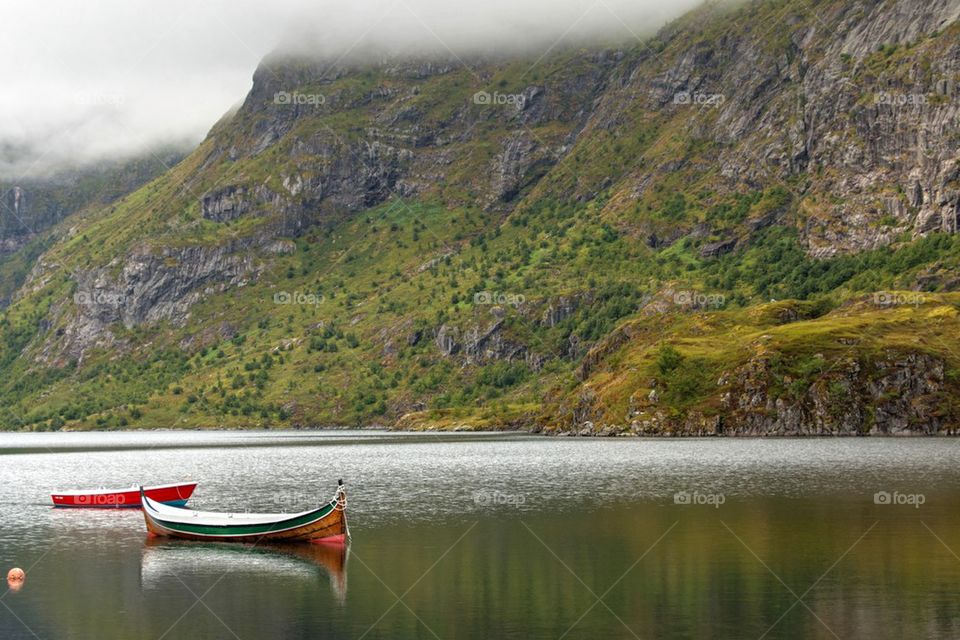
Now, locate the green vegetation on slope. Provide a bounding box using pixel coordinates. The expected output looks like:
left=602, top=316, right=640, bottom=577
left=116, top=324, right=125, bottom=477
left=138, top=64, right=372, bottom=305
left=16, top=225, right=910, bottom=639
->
left=4, top=183, right=960, bottom=431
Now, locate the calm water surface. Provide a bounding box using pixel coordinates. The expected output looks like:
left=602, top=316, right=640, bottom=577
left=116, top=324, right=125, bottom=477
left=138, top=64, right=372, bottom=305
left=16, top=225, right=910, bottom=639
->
left=1, top=431, right=960, bottom=639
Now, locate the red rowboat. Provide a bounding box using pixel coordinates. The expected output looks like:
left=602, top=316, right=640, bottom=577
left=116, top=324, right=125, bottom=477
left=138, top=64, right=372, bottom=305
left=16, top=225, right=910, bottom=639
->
left=51, top=482, right=197, bottom=509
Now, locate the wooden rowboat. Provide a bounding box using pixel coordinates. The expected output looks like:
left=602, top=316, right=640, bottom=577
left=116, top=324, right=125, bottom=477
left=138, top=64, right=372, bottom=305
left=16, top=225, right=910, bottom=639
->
left=51, top=482, right=197, bottom=508
left=140, top=480, right=349, bottom=544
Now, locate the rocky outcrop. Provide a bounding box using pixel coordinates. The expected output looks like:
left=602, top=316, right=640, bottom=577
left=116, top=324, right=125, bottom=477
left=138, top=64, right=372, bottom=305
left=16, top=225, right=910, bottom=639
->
left=186, top=46, right=618, bottom=238
left=541, top=296, right=578, bottom=328
left=43, top=239, right=271, bottom=364
left=0, top=149, right=184, bottom=254
left=717, top=351, right=949, bottom=435
left=555, top=349, right=955, bottom=436
left=0, top=185, right=57, bottom=252
left=431, top=293, right=593, bottom=369
left=435, top=316, right=530, bottom=364
left=201, top=185, right=252, bottom=222
left=489, top=133, right=548, bottom=203
left=582, top=0, right=960, bottom=256
left=699, top=237, right=737, bottom=259
left=435, top=324, right=460, bottom=356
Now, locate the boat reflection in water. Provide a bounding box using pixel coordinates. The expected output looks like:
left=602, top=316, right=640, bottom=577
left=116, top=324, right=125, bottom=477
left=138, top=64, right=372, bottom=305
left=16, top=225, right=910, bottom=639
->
left=140, top=538, right=349, bottom=603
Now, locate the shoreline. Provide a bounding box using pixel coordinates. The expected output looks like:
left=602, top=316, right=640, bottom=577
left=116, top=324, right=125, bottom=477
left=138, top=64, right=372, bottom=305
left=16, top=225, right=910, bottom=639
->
left=12, top=424, right=958, bottom=437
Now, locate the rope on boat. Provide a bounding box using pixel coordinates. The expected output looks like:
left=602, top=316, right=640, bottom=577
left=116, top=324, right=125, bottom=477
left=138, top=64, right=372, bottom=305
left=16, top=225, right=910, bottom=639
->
left=334, top=483, right=350, bottom=541
left=333, top=485, right=348, bottom=511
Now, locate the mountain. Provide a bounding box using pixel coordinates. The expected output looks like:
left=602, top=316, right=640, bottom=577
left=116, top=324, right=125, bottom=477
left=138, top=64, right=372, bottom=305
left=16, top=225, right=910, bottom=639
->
left=1, top=0, right=959, bottom=434
left=0, top=148, right=188, bottom=307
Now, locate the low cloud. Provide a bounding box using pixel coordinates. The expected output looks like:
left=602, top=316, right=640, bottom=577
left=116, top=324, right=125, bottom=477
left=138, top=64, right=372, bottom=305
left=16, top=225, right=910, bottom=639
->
left=0, top=0, right=703, bottom=179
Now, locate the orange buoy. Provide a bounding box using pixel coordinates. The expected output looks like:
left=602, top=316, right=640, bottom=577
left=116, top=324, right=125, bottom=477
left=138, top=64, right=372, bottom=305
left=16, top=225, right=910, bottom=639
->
left=6, top=568, right=24, bottom=591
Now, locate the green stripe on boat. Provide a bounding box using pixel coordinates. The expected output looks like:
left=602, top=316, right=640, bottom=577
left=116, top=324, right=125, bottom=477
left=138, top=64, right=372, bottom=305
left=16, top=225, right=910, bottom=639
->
left=155, top=502, right=337, bottom=536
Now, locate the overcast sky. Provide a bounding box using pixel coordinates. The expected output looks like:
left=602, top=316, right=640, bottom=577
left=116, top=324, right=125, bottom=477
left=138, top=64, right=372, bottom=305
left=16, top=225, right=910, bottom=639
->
left=0, top=0, right=703, bottom=179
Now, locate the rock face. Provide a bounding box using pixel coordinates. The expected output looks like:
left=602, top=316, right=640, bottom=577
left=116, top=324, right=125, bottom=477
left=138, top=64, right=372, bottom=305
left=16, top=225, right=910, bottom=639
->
left=434, top=324, right=460, bottom=356
left=0, top=149, right=184, bottom=255
left=0, top=151, right=187, bottom=314
left=431, top=296, right=588, bottom=369
left=186, top=49, right=616, bottom=240
left=434, top=317, right=531, bottom=364
left=178, top=0, right=960, bottom=260
left=699, top=237, right=737, bottom=259
left=717, top=351, right=948, bottom=435
left=574, top=0, right=960, bottom=257
left=201, top=186, right=252, bottom=222
left=554, top=349, right=954, bottom=437
left=0, top=186, right=56, bottom=253
left=45, top=241, right=268, bottom=364
left=541, top=297, right=578, bottom=328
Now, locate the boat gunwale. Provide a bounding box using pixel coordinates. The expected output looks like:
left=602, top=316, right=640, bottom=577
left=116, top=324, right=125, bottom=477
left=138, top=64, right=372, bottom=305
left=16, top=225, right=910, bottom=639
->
left=144, top=497, right=336, bottom=531
left=52, top=481, right=197, bottom=497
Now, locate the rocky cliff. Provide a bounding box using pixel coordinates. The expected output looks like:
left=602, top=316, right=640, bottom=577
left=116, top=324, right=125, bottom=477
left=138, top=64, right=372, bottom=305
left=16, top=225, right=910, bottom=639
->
left=0, top=149, right=187, bottom=309
left=0, top=149, right=185, bottom=254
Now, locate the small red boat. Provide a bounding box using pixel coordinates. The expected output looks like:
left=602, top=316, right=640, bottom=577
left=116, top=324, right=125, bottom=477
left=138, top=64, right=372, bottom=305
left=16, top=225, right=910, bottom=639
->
left=51, top=482, right=197, bottom=509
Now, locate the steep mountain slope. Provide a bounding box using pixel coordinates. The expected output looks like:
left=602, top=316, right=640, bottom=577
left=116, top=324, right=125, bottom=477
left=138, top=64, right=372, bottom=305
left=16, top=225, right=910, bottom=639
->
left=1, top=0, right=959, bottom=433
left=0, top=147, right=187, bottom=307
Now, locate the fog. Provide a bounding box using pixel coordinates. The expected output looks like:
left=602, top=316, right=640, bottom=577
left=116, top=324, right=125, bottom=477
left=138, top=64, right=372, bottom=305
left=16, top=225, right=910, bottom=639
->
left=0, top=0, right=704, bottom=179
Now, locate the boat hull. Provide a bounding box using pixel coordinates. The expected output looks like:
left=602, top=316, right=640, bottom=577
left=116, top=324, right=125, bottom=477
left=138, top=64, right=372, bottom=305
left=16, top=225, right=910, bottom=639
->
left=141, top=484, right=348, bottom=544
left=52, top=482, right=197, bottom=509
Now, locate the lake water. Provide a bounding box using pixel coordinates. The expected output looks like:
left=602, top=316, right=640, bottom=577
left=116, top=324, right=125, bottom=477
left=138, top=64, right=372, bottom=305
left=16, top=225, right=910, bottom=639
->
left=1, top=431, right=960, bottom=639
